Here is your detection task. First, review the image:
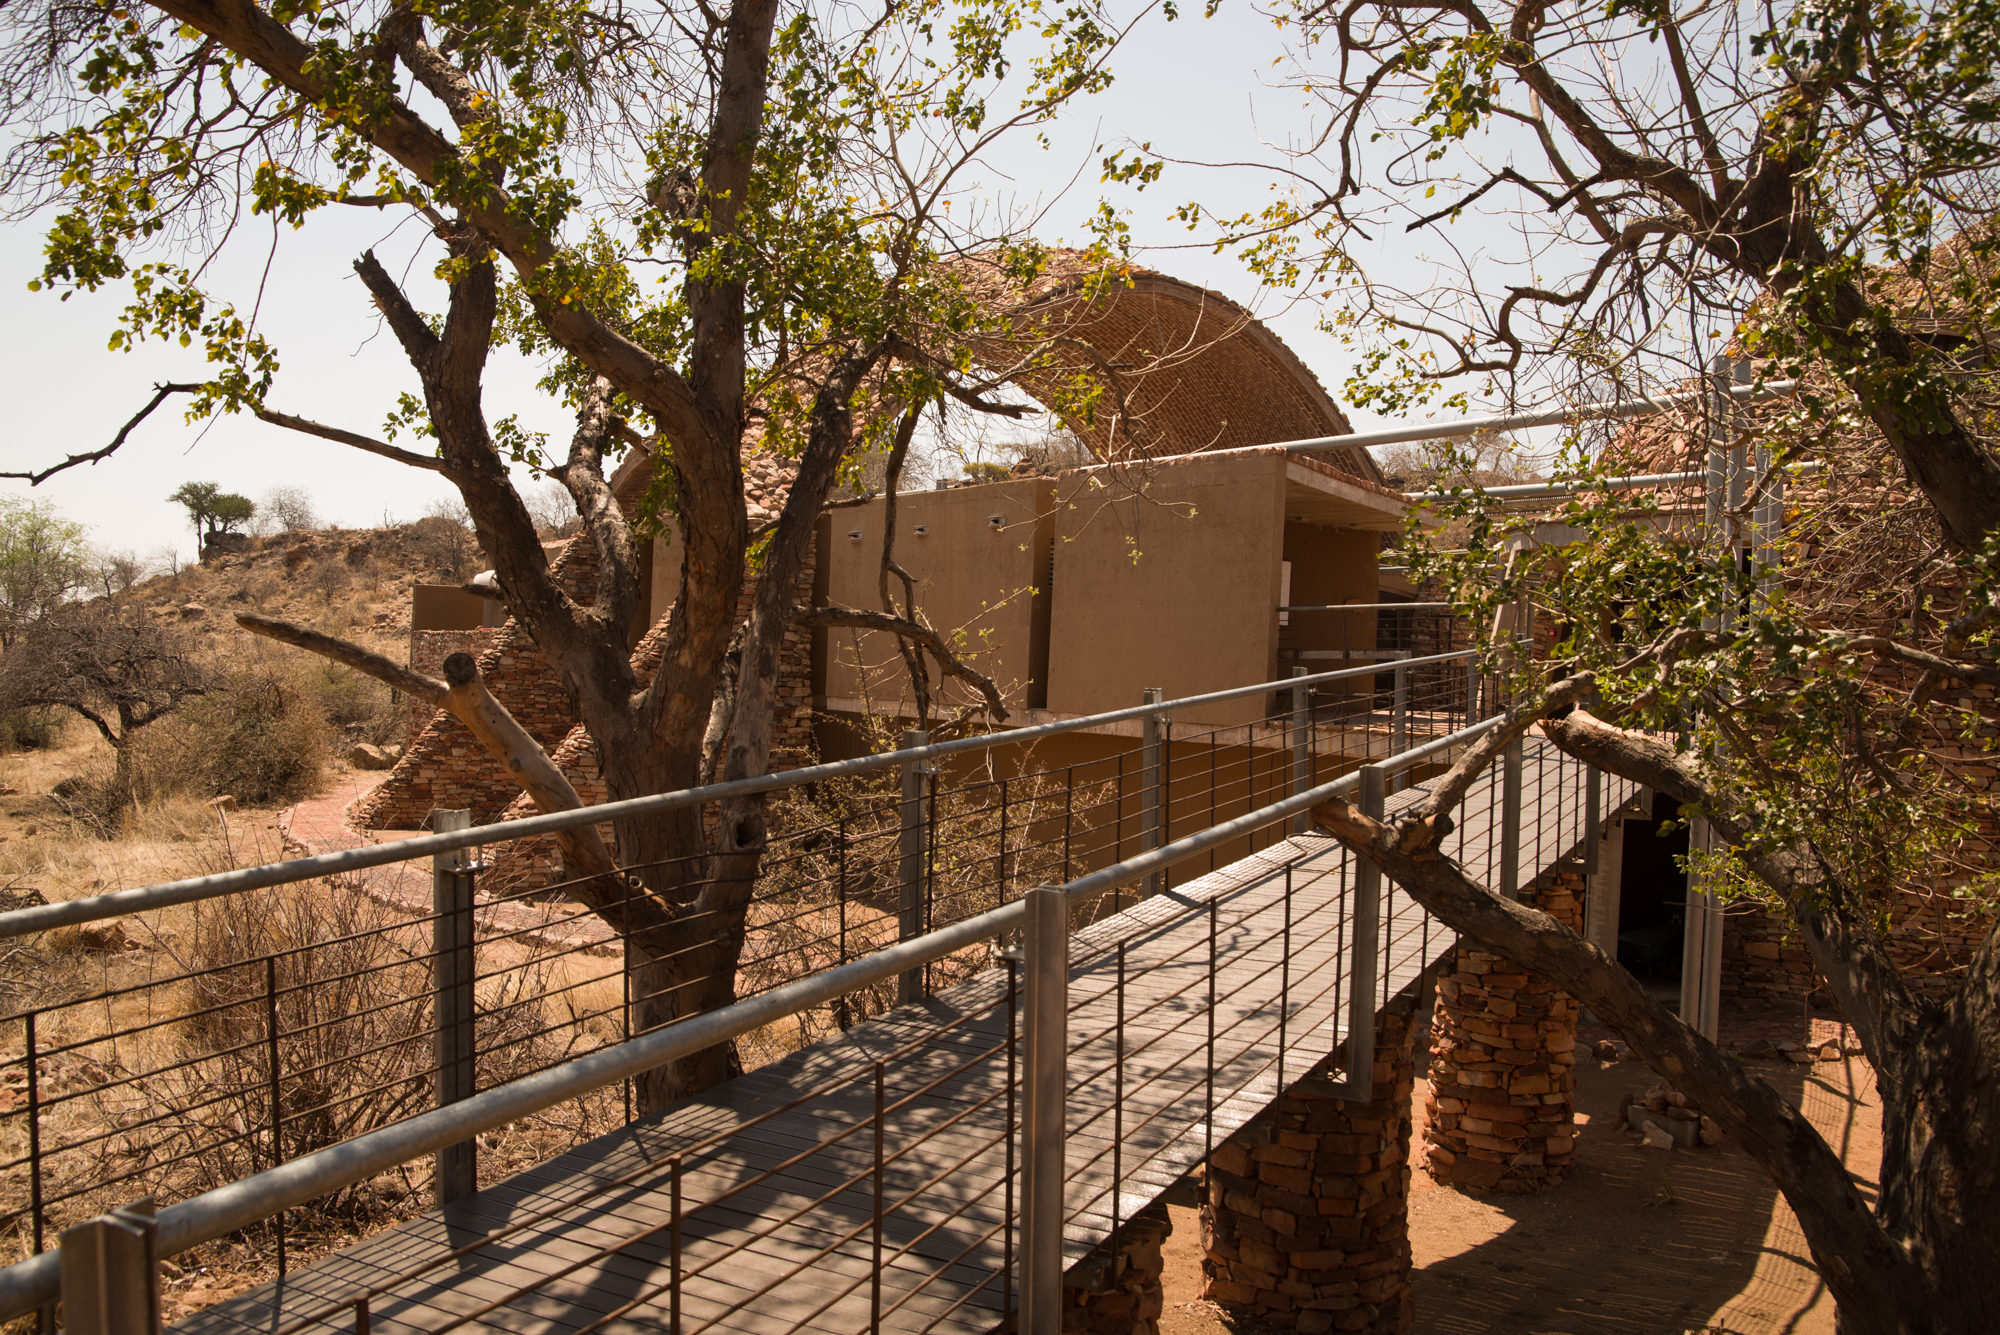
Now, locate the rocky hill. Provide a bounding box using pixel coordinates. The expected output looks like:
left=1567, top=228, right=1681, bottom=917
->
left=121, top=516, right=488, bottom=691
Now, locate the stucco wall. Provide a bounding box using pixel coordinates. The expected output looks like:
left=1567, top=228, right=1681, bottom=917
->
left=817, top=478, right=1056, bottom=714
left=1279, top=521, right=1381, bottom=694
left=1044, top=453, right=1288, bottom=727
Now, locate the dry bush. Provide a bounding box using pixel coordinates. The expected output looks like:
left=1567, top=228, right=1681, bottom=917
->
left=119, top=655, right=332, bottom=808
left=0, top=709, right=60, bottom=754
left=31, top=878, right=617, bottom=1250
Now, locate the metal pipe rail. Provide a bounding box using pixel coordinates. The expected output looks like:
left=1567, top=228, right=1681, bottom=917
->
left=0, top=711, right=1503, bottom=1322
left=1407, top=459, right=1826, bottom=503
left=0, top=647, right=1477, bottom=942
left=1276, top=602, right=1451, bottom=612
left=1274, top=378, right=1798, bottom=456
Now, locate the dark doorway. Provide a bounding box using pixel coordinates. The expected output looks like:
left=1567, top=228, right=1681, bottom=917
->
left=1617, top=791, right=1689, bottom=981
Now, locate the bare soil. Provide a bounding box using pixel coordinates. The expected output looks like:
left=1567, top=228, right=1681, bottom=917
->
left=1159, top=1049, right=1878, bottom=1335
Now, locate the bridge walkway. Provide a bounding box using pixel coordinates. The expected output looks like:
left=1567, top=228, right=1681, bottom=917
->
left=178, top=739, right=1627, bottom=1335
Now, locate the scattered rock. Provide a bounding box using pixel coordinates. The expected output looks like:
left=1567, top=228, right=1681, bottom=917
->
left=179, top=602, right=207, bottom=618
left=1743, top=1039, right=1776, bottom=1059
left=0, top=786, right=16, bottom=796
left=73, top=920, right=130, bottom=953
left=350, top=743, right=396, bottom=770
left=1816, top=1044, right=1842, bottom=1062
left=1594, top=1038, right=1619, bottom=1061
left=1639, top=1121, right=1677, bottom=1151
left=1699, top=1116, right=1725, bottom=1147
left=20, top=826, right=36, bottom=838
left=211, top=795, right=238, bottom=813
left=1786, top=1049, right=1817, bottom=1064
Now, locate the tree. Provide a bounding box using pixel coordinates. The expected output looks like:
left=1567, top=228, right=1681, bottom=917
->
left=0, top=496, right=90, bottom=649
left=168, top=481, right=254, bottom=552
left=0, top=603, right=209, bottom=794
left=260, top=485, right=319, bottom=533
left=2, top=0, right=1166, bottom=1106
left=1157, top=0, right=2000, bottom=547
left=95, top=548, right=146, bottom=599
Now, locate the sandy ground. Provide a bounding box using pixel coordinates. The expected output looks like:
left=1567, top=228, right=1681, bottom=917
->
left=1158, top=1050, right=1879, bottom=1335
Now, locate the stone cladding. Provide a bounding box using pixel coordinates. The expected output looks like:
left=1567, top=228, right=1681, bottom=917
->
left=1198, top=982, right=1428, bottom=1334
left=1052, top=1201, right=1172, bottom=1335
left=1421, top=864, right=1583, bottom=1193
left=406, top=628, right=502, bottom=740
left=353, top=535, right=597, bottom=828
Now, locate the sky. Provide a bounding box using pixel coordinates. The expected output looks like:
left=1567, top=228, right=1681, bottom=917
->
left=0, top=3, right=1549, bottom=565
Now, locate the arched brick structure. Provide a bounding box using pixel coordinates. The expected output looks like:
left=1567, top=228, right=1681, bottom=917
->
left=961, top=252, right=1379, bottom=481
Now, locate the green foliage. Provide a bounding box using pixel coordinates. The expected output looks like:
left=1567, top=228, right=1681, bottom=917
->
left=1404, top=438, right=1990, bottom=919
left=0, top=496, right=91, bottom=648
left=11, top=0, right=1149, bottom=531
left=168, top=481, right=254, bottom=546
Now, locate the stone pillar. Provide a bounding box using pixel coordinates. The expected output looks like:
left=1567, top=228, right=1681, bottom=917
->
left=1422, top=862, right=1584, bottom=1193
left=1060, top=1202, right=1171, bottom=1334
left=1198, top=985, right=1428, bottom=1334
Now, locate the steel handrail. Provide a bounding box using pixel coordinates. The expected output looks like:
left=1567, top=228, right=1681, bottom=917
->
left=0, top=710, right=1501, bottom=1320
left=1274, top=378, right=1799, bottom=456
left=0, top=648, right=1476, bottom=941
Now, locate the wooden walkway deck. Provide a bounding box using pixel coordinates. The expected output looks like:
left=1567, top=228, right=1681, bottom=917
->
left=178, top=742, right=1631, bottom=1335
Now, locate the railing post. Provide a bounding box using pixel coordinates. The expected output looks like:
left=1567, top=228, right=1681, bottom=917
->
left=1584, top=765, right=1601, bottom=878
left=1466, top=657, right=1482, bottom=724
left=1020, top=886, right=1068, bottom=1335
left=1140, top=689, right=1165, bottom=898
left=59, top=1200, right=160, bottom=1335
left=1289, top=668, right=1311, bottom=835
left=1680, top=818, right=1726, bottom=1041
left=1499, top=738, right=1524, bottom=900
left=432, top=808, right=477, bottom=1203
left=1333, top=764, right=1387, bottom=1100
left=897, top=728, right=931, bottom=1006
left=1390, top=663, right=1409, bottom=790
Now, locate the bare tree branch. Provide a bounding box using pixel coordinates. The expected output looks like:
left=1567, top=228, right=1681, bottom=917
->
left=794, top=605, right=1010, bottom=723
left=254, top=408, right=447, bottom=471
left=0, top=382, right=203, bottom=485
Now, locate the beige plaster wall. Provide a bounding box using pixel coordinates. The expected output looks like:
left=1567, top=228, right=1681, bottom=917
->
left=1044, top=453, right=1288, bottom=727
left=817, top=478, right=1056, bottom=714
left=1281, top=521, right=1382, bottom=693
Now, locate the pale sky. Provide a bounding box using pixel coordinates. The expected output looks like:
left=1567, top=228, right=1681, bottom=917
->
left=0, top=5, right=1562, bottom=564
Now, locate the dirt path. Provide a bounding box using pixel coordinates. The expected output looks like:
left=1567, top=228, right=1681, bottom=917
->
left=1159, top=1049, right=1878, bottom=1335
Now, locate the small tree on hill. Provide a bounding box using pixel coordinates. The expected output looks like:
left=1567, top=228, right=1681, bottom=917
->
left=169, top=481, right=255, bottom=552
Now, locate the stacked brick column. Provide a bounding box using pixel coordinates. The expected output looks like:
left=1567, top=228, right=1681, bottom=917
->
left=1421, top=863, right=1583, bottom=1193
left=1058, top=1201, right=1172, bottom=1334
left=1198, top=983, right=1428, bottom=1335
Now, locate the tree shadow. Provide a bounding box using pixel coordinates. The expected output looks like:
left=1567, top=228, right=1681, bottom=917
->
left=1407, top=1053, right=1871, bottom=1335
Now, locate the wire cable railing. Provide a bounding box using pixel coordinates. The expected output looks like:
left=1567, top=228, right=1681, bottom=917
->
left=0, top=652, right=1527, bottom=1331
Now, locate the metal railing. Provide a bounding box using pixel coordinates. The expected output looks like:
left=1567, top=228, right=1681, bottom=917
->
left=0, top=650, right=1498, bottom=1332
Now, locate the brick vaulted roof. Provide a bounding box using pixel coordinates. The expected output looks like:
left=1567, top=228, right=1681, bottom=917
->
left=957, top=250, right=1380, bottom=483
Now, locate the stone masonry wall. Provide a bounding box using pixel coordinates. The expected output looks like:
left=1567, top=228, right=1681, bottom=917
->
left=1421, top=863, right=1582, bottom=1193
left=352, top=537, right=598, bottom=829
left=1055, top=1201, right=1172, bottom=1335
left=406, top=628, right=502, bottom=740
left=1199, top=981, right=1429, bottom=1334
